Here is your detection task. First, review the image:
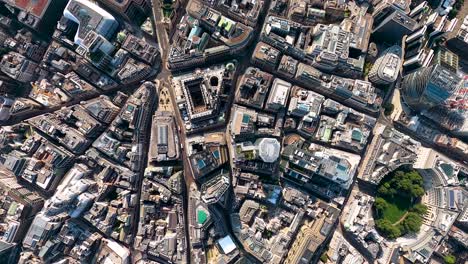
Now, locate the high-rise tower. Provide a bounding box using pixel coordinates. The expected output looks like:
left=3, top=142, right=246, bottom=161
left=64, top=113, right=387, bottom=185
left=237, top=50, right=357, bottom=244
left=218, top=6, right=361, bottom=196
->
left=401, top=64, right=461, bottom=112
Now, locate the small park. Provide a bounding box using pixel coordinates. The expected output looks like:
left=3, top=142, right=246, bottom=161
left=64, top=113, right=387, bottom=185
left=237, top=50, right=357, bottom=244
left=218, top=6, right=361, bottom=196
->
left=374, top=167, right=428, bottom=239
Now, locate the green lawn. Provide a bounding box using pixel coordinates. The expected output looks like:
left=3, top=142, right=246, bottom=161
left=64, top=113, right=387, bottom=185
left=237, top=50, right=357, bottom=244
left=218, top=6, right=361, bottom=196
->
left=197, top=209, right=208, bottom=225
left=381, top=195, right=412, bottom=223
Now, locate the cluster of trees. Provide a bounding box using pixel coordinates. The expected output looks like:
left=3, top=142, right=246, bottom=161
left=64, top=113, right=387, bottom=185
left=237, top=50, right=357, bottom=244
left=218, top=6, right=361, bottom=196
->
left=377, top=170, right=425, bottom=202
left=363, top=62, right=373, bottom=76
left=375, top=202, right=427, bottom=239
left=448, top=0, right=465, bottom=19
left=89, top=50, right=105, bottom=63
left=383, top=103, right=394, bottom=116
left=374, top=170, right=427, bottom=239
left=320, top=252, right=328, bottom=263
left=375, top=218, right=401, bottom=239
left=0, top=47, right=9, bottom=56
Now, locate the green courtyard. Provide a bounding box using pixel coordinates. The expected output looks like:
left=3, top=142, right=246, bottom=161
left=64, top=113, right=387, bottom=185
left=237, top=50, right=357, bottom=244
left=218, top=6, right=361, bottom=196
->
left=374, top=167, right=427, bottom=239
left=379, top=195, right=412, bottom=223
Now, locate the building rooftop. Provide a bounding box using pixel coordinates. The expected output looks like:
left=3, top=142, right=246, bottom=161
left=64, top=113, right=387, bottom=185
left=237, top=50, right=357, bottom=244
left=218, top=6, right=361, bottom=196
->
left=255, top=138, right=281, bottom=163
left=217, top=235, right=237, bottom=254
left=64, top=0, right=118, bottom=46
left=455, top=15, right=468, bottom=44
left=149, top=111, right=179, bottom=162
left=369, top=45, right=402, bottom=84
left=288, top=86, right=325, bottom=118
left=95, top=238, right=130, bottom=264
left=252, top=42, right=281, bottom=67
left=8, top=0, right=51, bottom=17
left=172, top=65, right=229, bottom=130
left=235, top=67, right=273, bottom=110
left=200, top=171, right=230, bottom=204
left=281, top=140, right=360, bottom=190
left=266, top=78, right=291, bottom=110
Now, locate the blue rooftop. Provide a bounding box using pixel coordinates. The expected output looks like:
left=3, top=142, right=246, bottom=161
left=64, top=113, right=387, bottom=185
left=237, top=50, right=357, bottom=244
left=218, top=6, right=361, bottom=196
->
left=212, top=150, right=220, bottom=159
left=197, top=160, right=206, bottom=169
left=242, top=114, right=251, bottom=124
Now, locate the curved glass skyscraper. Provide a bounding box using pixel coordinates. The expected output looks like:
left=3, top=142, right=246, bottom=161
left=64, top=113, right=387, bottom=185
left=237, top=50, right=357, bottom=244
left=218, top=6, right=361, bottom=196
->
left=401, top=64, right=461, bottom=112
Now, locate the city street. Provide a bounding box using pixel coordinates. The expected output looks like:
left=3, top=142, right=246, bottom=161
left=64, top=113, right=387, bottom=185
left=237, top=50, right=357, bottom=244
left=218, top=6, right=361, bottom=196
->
left=151, top=0, right=171, bottom=64
left=1, top=0, right=467, bottom=263
left=149, top=0, right=195, bottom=261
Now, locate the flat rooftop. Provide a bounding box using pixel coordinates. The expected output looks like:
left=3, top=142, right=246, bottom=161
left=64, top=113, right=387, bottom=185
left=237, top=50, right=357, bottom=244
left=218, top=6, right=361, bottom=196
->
left=13, top=0, right=51, bottom=17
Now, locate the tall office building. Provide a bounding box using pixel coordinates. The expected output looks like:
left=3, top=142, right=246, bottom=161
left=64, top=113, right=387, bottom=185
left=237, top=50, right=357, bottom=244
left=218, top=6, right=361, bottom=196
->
left=432, top=48, right=459, bottom=73
left=64, top=0, right=119, bottom=47
left=372, top=7, right=418, bottom=43
left=401, top=64, right=461, bottom=112
left=368, top=45, right=402, bottom=85
left=372, top=0, right=411, bottom=24
left=284, top=221, right=321, bottom=264
left=96, top=0, right=150, bottom=25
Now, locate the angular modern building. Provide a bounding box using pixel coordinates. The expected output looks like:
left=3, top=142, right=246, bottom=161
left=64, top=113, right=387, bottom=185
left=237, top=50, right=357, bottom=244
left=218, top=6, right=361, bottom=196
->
left=63, top=0, right=118, bottom=47
left=281, top=141, right=360, bottom=191
left=307, top=23, right=365, bottom=77
left=401, top=64, right=462, bottom=112
left=254, top=138, right=281, bottom=163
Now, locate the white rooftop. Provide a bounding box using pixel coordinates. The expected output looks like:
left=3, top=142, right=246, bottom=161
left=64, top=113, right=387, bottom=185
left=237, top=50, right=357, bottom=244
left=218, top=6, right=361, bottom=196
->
left=268, top=78, right=291, bottom=106
left=217, top=235, right=236, bottom=254
left=255, top=138, right=281, bottom=163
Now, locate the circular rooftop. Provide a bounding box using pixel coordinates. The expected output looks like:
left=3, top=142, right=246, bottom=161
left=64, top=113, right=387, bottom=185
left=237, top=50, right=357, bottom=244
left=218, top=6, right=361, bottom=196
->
left=255, top=138, right=280, bottom=163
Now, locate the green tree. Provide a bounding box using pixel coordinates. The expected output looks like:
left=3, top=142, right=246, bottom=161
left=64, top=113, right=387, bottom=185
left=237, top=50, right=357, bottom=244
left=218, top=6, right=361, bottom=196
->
left=344, top=10, right=351, bottom=18
left=363, top=62, right=373, bottom=76
left=376, top=219, right=401, bottom=239
left=320, top=252, right=328, bottom=262
left=444, top=254, right=456, bottom=264
left=396, top=178, right=413, bottom=192
left=375, top=197, right=388, bottom=217
left=384, top=103, right=394, bottom=116
left=378, top=182, right=396, bottom=197
left=401, top=213, right=423, bottom=233
left=382, top=170, right=425, bottom=200
left=407, top=171, right=423, bottom=185
left=378, top=184, right=389, bottom=196
left=116, top=32, right=127, bottom=43
left=375, top=169, right=426, bottom=238
left=411, top=204, right=428, bottom=216
left=0, top=47, right=8, bottom=56
left=409, top=185, right=425, bottom=200
left=394, top=170, right=405, bottom=180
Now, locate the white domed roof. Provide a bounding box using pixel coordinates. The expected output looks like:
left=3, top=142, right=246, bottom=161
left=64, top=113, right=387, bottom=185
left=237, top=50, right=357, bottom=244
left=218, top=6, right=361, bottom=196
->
left=255, top=138, right=281, bottom=163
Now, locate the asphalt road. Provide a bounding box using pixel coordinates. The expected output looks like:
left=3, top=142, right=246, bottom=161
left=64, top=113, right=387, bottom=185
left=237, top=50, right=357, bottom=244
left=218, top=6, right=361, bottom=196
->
left=151, top=0, right=171, bottom=64
left=150, top=0, right=194, bottom=262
